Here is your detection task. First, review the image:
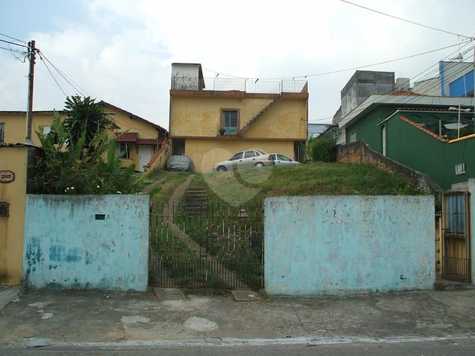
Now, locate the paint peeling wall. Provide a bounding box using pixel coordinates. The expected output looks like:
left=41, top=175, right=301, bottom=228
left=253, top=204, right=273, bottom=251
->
left=23, top=195, right=149, bottom=291
left=265, top=195, right=435, bottom=296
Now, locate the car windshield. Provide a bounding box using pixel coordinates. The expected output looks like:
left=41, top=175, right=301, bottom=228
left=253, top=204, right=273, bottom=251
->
left=255, top=150, right=266, bottom=156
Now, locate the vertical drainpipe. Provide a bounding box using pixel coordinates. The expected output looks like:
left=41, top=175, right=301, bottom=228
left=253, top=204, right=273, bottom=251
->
left=439, top=61, right=446, bottom=97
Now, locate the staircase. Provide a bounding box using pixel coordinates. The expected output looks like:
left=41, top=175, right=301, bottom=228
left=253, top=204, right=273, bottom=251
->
left=238, top=95, right=283, bottom=136
left=182, top=185, right=208, bottom=216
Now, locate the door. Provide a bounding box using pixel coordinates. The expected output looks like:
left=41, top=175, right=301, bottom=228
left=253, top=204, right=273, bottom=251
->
left=138, top=145, right=154, bottom=172
left=442, top=191, right=471, bottom=282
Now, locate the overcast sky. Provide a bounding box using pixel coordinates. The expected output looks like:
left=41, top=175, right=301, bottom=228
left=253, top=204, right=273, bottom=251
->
left=1, top=0, right=475, bottom=128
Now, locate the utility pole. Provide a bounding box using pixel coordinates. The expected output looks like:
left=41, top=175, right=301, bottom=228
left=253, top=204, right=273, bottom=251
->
left=25, top=40, right=36, bottom=143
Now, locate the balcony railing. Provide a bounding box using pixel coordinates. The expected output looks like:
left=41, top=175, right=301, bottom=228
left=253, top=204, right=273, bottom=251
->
left=205, top=77, right=307, bottom=94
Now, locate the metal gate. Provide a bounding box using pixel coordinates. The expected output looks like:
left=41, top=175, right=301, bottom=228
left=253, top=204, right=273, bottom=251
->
left=149, top=199, right=264, bottom=290
left=442, top=191, right=471, bottom=282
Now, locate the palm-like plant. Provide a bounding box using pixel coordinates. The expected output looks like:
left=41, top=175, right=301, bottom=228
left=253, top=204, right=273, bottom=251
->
left=63, top=96, right=117, bottom=148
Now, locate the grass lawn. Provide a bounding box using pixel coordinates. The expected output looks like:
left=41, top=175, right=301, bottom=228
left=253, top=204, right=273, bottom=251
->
left=195, top=162, right=424, bottom=206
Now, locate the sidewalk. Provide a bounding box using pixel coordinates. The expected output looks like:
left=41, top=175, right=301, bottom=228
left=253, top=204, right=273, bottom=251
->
left=1, top=288, right=475, bottom=347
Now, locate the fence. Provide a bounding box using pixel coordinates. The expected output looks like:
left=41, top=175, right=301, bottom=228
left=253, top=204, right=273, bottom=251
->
left=149, top=199, right=264, bottom=290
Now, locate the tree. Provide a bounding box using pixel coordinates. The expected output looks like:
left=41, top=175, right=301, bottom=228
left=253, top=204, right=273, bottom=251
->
left=29, top=97, right=139, bottom=195
left=63, top=96, right=117, bottom=148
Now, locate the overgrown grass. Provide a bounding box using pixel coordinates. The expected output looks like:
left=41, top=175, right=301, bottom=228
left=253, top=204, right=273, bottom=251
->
left=197, top=162, right=424, bottom=206
left=144, top=170, right=192, bottom=206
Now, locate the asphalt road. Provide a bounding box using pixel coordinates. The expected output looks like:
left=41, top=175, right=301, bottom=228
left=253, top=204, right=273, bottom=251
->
left=2, top=339, right=475, bottom=356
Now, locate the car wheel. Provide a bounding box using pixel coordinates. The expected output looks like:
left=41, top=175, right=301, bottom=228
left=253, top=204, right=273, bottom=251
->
left=255, top=162, right=264, bottom=168
left=217, top=165, right=227, bottom=172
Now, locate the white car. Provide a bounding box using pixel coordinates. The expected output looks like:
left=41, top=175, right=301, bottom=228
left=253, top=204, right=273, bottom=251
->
left=267, top=153, right=300, bottom=166
left=215, top=149, right=268, bottom=171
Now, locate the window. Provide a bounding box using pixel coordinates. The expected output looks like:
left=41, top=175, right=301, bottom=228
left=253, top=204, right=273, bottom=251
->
left=244, top=151, right=257, bottom=158
left=230, top=152, right=243, bottom=161
left=381, top=125, right=387, bottom=156
left=118, top=143, right=130, bottom=159
left=0, top=123, right=4, bottom=144
left=41, top=126, right=51, bottom=135
left=455, top=163, right=466, bottom=176
left=221, top=110, right=239, bottom=135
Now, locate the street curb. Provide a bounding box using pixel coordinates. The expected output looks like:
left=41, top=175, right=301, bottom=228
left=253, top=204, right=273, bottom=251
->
left=16, top=333, right=475, bottom=350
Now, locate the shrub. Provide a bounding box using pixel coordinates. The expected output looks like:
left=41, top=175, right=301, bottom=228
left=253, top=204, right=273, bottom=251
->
left=309, top=137, right=337, bottom=162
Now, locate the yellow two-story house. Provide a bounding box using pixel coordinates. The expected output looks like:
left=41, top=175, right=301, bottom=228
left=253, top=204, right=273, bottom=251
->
left=0, top=101, right=168, bottom=172
left=169, top=63, right=308, bottom=172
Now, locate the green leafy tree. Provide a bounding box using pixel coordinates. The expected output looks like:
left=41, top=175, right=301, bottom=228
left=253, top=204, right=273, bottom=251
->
left=29, top=98, right=139, bottom=195
left=63, top=96, right=117, bottom=148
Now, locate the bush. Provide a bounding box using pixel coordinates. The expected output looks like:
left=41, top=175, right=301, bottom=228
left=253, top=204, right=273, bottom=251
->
left=309, top=138, right=337, bottom=162
left=28, top=97, right=139, bottom=195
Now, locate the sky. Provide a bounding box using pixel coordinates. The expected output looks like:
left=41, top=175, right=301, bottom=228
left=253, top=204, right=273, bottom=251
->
left=1, top=0, right=475, bottom=129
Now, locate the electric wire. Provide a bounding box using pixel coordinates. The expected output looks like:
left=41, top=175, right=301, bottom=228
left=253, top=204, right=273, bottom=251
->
left=0, top=38, right=28, bottom=48
left=338, top=0, right=474, bottom=40
left=38, top=51, right=68, bottom=97
left=0, top=32, right=26, bottom=44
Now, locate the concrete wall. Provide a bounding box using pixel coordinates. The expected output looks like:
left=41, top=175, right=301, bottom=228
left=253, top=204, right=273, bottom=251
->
left=265, top=195, right=435, bottom=296
left=0, top=146, right=28, bottom=285
left=23, top=194, right=149, bottom=291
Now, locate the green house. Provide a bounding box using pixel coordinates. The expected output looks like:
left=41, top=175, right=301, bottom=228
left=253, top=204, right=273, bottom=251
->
left=338, top=95, right=475, bottom=190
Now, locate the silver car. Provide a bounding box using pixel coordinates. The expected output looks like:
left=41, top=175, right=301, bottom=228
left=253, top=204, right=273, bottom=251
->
left=215, top=149, right=268, bottom=171
left=267, top=153, right=300, bottom=166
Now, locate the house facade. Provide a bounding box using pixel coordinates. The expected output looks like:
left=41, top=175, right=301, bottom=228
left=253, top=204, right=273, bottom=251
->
left=169, top=63, right=308, bottom=172
left=0, top=102, right=167, bottom=172
left=338, top=95, right=475, bottom=189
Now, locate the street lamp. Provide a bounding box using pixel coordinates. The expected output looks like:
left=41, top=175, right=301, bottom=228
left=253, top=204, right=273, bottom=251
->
left=448, top=105, right=472, bottom=138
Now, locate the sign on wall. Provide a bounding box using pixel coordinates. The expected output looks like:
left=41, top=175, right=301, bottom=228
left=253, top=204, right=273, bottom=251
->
left=0, top=170, right=15, bottom=184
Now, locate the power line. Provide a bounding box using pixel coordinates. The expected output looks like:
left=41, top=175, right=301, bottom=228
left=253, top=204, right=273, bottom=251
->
left=0, top=38, right=28, bottom=48
left=298, top=41, right=472, bottom=79
left=0, top=45, right=26, bottom=55
left=0, top=32, right=26, bottom=44
left=204, top=40, right=471, bottom=81
left=38, top=50, right=85, bottom=96
left=38, top=51, right=68, bottom=97
left=338, top=0, right=474, bottom=40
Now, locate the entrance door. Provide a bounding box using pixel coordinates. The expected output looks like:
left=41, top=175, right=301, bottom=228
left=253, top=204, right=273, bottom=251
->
left=442, top=191, right=471, bottom=282
left=138, top=145, right=154, bottom=172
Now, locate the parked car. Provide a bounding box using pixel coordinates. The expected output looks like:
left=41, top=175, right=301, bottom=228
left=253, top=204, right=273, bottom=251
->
left=215, top=149, right=268, bottom=171
left=267, top=153, right=300, bottom=166
left=167, top=155, right=192, bottom=171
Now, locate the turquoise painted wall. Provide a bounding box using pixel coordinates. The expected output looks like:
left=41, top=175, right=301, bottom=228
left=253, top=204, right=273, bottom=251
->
left=23, top=195, right=149, bottom=291
left=265, top=195, right=435, bottom=296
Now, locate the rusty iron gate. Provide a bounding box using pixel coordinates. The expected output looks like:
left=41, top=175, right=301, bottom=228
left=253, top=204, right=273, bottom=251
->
left=442, top=191, right=471, bottom=282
